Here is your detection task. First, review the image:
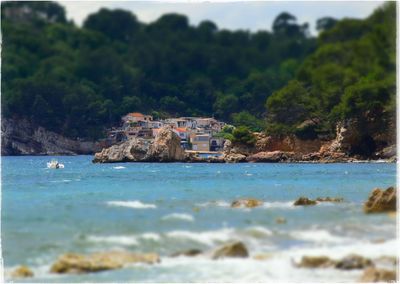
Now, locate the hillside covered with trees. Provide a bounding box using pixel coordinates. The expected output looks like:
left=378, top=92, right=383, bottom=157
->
left=1, top=1, right=395, bottom=146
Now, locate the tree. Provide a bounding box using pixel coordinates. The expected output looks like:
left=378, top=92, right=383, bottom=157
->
left=316, top=17, right=338, bottom=32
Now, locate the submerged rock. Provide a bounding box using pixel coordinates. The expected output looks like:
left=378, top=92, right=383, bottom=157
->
left=93, top=127, right=185, bottom=163
left=11, top=266, right=34, bottom=278
left=50, top=251, right=160, bottom=274
left=335, top=254, right=373, bottom=270
left=275, top=217, right=287, bottom=224
left=364, top=187, right=396, bottom=213
left=296, top=256, right=335, bottom=268
left=359, top=267, right=396, bottom=282
left=170, top=249, right=202, bottom=257
left=212, top=241, right=249, bottom=259
left=231, top=198, right=263, bottom=208
left=293, top=197, right=317, bottom=206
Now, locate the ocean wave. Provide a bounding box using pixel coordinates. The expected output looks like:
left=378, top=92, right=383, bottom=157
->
left=87, top=235, right=138, bottom=245
left=195, top=200, right=231, bottom=207
left=262, top=201, right=295, bottom=209
left=162, top=213, right=195, bottom=222
left=166, top=228, right=235, bottom=245
left=113, top=166, right=126, bottom=169
left=106, top=200, right=157, bottom=209
left=290, top=229, right=352, bottom=244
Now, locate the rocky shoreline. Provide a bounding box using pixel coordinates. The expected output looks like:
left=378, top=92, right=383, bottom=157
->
left=92, top=125, right=396, bottom=164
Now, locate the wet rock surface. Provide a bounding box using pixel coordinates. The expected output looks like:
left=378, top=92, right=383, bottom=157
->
left=50, top=251, right=160, bottom=274
left=296, top=256, right=336, bottom=268
left=170, top=249, right=203, bottom=257
left=359, top=267, right=396, bottom=283
left=364, top=187, right=396, bottom=213
left=11, top=266, right=34, bottom=278
left=212, top=241, right=249, bottom=259
left=335, top=254, right=373, bottom=270
left=293, top=197, right=317, bottom=206
left=231, top=198, right=263, bottom=208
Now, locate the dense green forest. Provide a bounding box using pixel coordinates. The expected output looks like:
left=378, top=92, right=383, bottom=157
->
left=266, top=2, right=396, bottom=140
left=1, top=1, right=395, bottom=141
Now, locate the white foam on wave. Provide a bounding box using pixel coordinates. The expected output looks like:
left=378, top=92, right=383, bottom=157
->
left=166, top=228, right=235, bottom=245
left=106, top=200, right=157, bottom=209
left=291, top=229, right=353, bottom=244
left=162, top=213, right=194, bottom=222
left=195, top=200, right=230, bottom=207
left=87, top=235, right=138, bottom=245
left=262, top=201, right=295, bottom=209
left=113, top=166, right=126, bottom=169
left=287, top=238, right=397, bottom=262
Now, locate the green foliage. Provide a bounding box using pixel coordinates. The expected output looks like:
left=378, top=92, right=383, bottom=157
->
left=232, top=126, right=256, bottom=145
left=1, top=1, right=316, bottom=139
left=231, top=111, right=264, bottom=131
left=214, top=125, right=235, bottom=141
left=266, top=2, right=396, bottom=137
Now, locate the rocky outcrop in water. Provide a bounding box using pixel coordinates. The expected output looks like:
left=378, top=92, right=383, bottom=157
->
left=364, top=187, right=396, bottom=213
left=93, top=127, right=185, bottom=163
left=293, top=197, right=317, bottom=206
left=335, top=254, right=373, bottom=270
left=50, top=251, right=160, bottom=274
left=212, top=241, right=249, bottom=259
left=297, top=256, right=336, bottom=268
left=359, top=267, right=396, bottom=282
left=10, top=266, right=34, bottom=278
left=231, top=198, right=263, bottom=208
left=1, top=118, right=99, bottom=155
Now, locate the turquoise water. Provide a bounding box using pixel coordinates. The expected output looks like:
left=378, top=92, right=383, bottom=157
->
left=1, top=156, right=397, bottom=282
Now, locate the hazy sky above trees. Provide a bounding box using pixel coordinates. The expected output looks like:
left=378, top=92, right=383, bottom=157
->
left=59, top=1, right=384, bottom=34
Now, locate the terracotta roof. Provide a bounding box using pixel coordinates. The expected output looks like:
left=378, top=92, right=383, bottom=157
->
left=127, top=112, right=145, bottom=117
left=175, top=127, right=188, bottom=133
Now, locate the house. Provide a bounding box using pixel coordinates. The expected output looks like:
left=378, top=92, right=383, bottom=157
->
left=191, top=133, right=210, bottom=151
left=122, top=112, right=153, bottom=123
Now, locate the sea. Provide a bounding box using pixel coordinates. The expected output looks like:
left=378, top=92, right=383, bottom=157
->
left=1, top=156, right=397, bottom=282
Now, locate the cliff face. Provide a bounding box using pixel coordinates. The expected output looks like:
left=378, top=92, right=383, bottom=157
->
left=1, top=118, right=99, bottom=155
left=225, top=119, right=396, bottom=163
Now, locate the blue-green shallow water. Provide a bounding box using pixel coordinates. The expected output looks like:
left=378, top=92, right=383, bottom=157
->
left=1, top=156, right=397, bottom=282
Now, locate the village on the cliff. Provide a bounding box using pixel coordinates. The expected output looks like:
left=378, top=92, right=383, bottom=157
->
left=101, top=112, right=228, bottom=153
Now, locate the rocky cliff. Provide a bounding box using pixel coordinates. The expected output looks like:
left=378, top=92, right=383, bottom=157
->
left=93, top=126, right=185, bottom=163
left=223, top=119, right=396, bottom=163
left=1, top=118, right=99, bottom=155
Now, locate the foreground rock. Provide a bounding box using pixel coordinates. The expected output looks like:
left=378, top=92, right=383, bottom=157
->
left=296, top=256, right=335, bottom=268
left=93, top=127, right=185, bottom=163
left=50, top=251, right=160, bottom=274
left=293, top=197, right=317, bottom=206
left=359, top=267, right=396, bottom=282
left=170, top=249, right=202, bottom=257
left=231, top=198, right=263, bottom=208
left=364, top=187, right=396, bottom=213
left=11, top=266, right=34, bottom=278
left=335, top=254, right=373, bottom=270
left=294, top=196, right=344, bottom=206
left=212, top=241, right=249, bottom=259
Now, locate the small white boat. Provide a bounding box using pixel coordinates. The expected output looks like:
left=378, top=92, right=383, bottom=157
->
left=47, top=159, right=65, bottom=169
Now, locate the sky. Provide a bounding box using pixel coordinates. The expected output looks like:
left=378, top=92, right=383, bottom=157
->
left=58, top=1, right=385, bottom=35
